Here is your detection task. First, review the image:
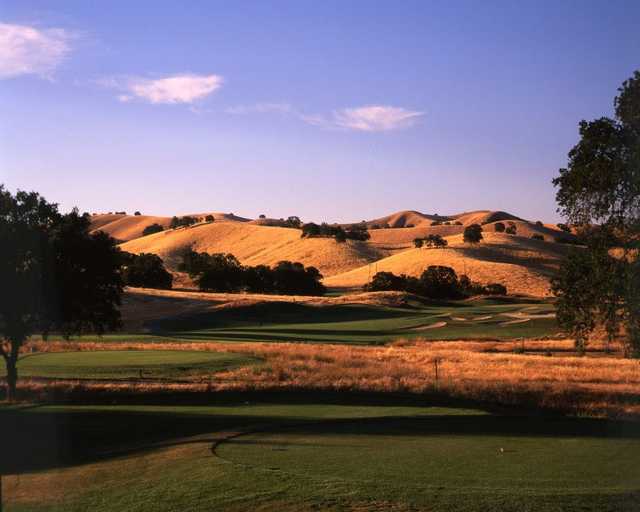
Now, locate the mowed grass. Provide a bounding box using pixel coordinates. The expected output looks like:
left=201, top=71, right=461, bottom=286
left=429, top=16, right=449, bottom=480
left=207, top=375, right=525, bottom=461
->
left=153, top=297, right=558, bottom=344
left=2, top=351, right=259, bottom=380
left=2, top=403, right=639, bottom=511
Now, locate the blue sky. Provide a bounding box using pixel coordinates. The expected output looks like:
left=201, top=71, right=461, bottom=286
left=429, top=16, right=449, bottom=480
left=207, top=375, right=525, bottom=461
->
left=1, top=1, right=638, bottom=223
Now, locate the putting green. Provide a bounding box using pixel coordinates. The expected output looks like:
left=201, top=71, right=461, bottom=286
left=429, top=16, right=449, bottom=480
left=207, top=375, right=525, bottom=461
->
left=11, top=350, right=258, bottom=380
left=218, top=416, right=640, bottom=498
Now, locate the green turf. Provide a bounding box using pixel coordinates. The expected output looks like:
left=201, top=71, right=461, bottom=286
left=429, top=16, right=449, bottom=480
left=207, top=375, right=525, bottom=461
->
left=3, top=350, right=259, bottom=380
left=152, top=297, right=559, bottom=345
left=2, top=403, right=638, bottom=511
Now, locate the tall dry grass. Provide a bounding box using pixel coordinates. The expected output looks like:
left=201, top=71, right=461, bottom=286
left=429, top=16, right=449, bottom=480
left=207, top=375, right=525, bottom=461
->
left=13, top=338, right=640, bottom=419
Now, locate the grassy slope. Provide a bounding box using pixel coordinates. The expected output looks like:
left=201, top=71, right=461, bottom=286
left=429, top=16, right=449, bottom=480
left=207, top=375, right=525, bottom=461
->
left=2, top=350, right=258, bottom=380
left=326, top=232, right=572, bottom=296
left=2, top=404, right=638, bottom=511
left=152, top=297, right=558, bottom=344
left=120, top=221, right=382, bottom=277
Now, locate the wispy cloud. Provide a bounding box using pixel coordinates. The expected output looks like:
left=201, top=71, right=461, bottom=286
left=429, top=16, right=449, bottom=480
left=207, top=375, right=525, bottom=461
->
left=225, top=102, right=424, bottom=132
left=333, top=105, right=424, bottom=132
left=0, top=22, right=71, bottom=79
left=99, top=73, right=223, bottom=104
left=225, top=102, right=292, bottom=115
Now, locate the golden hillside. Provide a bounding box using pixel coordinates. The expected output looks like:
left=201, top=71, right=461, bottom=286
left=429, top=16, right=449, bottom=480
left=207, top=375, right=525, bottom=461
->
left=90, top=212, right=249, bottom=242
left=325, top=232, right=573, bottom=296
left=120, top=221, right=383, bottom=277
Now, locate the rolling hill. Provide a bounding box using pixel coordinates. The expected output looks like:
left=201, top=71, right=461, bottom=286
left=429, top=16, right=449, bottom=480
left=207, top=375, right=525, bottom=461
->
left=120, top=221, right=383, bottom=277
left=325, top=232, right=573, bottom=297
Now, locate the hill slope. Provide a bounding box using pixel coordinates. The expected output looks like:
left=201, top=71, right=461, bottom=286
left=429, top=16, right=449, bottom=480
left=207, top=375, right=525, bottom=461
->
left=325, top=232, right=572, bottom=296
left=120, top=222, right=383, bottom=277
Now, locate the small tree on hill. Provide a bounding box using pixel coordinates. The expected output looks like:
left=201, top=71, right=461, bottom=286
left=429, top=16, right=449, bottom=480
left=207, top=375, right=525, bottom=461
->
left=463, top=224, right=483, bottom=243
left=134, top=211, right=141, bottom=216
left=505, top=224, right=517, bottom=235
left=424, top=234, right=448, bottom=248
left=494, top=222, right=506, bottom=232
left=413, top=238, right=424, bottom=248
left=205, top=215, right=215, bottom=222
left=142, top=223, right=164, bottom=236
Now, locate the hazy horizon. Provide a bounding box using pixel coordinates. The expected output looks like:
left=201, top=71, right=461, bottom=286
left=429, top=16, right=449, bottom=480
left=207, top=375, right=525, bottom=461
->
left=2, top=1, right=639, bottom=223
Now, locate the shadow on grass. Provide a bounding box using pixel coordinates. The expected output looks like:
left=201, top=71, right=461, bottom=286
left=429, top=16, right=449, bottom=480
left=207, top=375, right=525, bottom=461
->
left=2, top=391, right=639, bottom=476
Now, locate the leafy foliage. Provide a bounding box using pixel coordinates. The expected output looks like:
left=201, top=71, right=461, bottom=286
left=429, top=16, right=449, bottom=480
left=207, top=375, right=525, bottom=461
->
left=552, top=70, right=640, bottom=355
left=463, top=224, right=483, bottom=243
left=121, top=252, right=173, bottom=289
left=142, top=223, right=164, bottom=236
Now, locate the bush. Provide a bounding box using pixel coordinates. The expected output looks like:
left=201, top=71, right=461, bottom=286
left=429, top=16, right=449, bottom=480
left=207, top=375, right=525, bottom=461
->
left=170, top=216, right=198, bottom=229
left=121, top=252, right=172, bottom=289
left=463, top=224, right=483, bottom=243
left=205, top=214, right=215, bottom=222
left=484, top=283, right=507, bottom=295
left=134, top=211, right=141, bottom=216
left=494, top=222, right=506, bottom=232
left=142, top=223, right=164, bottom=236
left=505, top=224, right=517, bottom=235
left=531, top=234, right=544, bottom=241
left=179, top=250, right=325, bottom=295
left=413, top=238, right=424, bottom=248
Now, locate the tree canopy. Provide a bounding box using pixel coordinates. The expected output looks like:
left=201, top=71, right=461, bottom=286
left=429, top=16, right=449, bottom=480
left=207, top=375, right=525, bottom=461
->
left=552, top=70, right=639, bottom=355
left=0, top=186, right=123, bottom=400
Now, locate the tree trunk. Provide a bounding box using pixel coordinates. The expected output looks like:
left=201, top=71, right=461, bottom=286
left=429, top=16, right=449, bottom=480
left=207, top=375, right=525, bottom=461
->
left=5, top=357, right=17, bottom=402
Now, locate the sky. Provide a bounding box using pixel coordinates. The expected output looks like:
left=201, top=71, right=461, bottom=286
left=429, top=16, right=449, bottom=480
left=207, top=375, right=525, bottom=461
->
left=1, top=1, right=639, bottom=223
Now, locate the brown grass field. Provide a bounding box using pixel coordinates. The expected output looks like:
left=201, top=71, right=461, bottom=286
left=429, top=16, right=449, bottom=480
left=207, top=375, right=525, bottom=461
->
left=15, top=337, right=640, bottom=419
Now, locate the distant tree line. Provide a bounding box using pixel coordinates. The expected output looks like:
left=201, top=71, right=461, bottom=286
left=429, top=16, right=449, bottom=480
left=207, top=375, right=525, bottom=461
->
left=179, top=250, right=326, bottom=295
left=364, top=265, right=506, bottom=299
left=300, top=222, right=370, bottom=242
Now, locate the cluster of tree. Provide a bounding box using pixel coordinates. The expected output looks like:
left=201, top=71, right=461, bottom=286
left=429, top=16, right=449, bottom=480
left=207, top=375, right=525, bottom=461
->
left=142, top=223, right=164, bottom=236
left=179, top=250, right=326, bottom=295
left=115, top=211, right=127, bottom=215
left=169, top=215, right=199, bottom=229
left=552, top=70, right=639, bottom=355
left=300, top=222, right=370, bottom=242
left=531, top=234, right=545, bottom=241
left=1, top=187, right=124, bottom=400
left=364, top=266, right=507, bottom=299
left=557, top=223, right=571, bottom=233
left=463, top=224, right=483, bottom=243
left=414, top=234, right=448, bottom=248
left=430, top=220, right=462, bottom=226
left=120, top=252, right=173, bottom=290
left=369, top=223, right=391, bottom=229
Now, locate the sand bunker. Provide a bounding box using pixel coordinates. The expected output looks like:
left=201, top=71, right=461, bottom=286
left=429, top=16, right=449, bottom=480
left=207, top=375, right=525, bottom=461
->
left=413, top=321, right=447, bottom=331
left=500, top=318, right=531, bottom=326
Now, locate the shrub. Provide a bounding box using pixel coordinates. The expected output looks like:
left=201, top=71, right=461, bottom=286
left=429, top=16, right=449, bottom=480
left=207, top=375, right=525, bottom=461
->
left=484, top=283, right=507, bottom=295
left=134, top=211, right=141, bottom=216
left=142, top=223, right=164, bottom=236
left=505, top=224, right=517, bottom=235
left=121, top=252, right=172, bottom=289
left=463, top=224, right=483, bottom=243
left=205, top=214, right=215, bottom=222
left=413, top=238, right=424, bottom=248
left=494, top=222, right=506, bottom=232
left=424, top=234, right=448, bottom=248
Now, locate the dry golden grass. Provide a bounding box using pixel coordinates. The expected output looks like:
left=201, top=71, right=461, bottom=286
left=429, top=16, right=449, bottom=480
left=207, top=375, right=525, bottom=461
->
left=326, top=232, right=570, bottom=296
left=120, top=221, right=383, bottom=276
left=16, top=337, right=640, bottom=419
left=90, top=214, right=173, bottom=241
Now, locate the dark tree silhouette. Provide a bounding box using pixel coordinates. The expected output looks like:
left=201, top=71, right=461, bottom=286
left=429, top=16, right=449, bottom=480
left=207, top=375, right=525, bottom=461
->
left=494, top=222, right=506, bottom=232
left=121, top=252, right=173, bottom=289
left=463, top=224, right=483, bottom=243
left=142, top=223, right=164, bottom=236
left=413, top=238, right=424, bottom=248
left=0, top=187, right=123, bottom=400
